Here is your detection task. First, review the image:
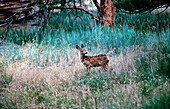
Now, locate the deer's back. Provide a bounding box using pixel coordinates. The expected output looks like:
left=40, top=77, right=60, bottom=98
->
left=82, top=54, right=109, bottom=67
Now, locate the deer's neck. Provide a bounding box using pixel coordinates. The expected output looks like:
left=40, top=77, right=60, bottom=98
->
left=80, top=54, right=87, bottom=61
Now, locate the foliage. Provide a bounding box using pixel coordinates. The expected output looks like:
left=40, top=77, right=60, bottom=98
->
left=114, top=0, right=169, bottom=13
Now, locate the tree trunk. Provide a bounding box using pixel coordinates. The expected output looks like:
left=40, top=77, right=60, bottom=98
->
left=93, top=0, right=115, bottom=29
left=101, top=0, right=115, bottom=29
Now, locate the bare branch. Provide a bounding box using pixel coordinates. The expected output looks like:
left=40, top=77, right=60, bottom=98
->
left=92, top=0, right=101, bottom=10
left=52, top=6, right=99, bottom=22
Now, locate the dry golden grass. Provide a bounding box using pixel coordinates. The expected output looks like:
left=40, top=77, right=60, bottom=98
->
left=3, top=45, right=138, bottom=85
left=4, top=46, right=83, bottom=85
left=3, top=42, right=164, bottom=85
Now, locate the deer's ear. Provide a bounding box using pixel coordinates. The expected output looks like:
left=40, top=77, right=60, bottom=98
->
left=81, top=44, right=84, bottom=48
left=76, top=45, right=80, bottom=49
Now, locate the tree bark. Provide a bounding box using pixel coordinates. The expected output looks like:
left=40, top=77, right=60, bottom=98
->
left=93, top=0, right=115, bottom=29
left=102, top=0, right=115, bottom=29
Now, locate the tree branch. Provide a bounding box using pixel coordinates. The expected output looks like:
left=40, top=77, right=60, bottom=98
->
left=92, top=0, right=101, bottom=10
left=52, top=6, right=99, bottom=22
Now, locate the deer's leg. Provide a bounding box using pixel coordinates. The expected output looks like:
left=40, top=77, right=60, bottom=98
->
left=101, top=63, right=111, bottom=72
left=106, top=64, right=111, bottom=71
left=101, top=65, right=107, bottom=72
left=87, top=67, right=91, bottom=74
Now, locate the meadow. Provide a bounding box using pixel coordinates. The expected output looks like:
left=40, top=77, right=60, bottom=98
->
left=0, top=10, right=170, bottom=108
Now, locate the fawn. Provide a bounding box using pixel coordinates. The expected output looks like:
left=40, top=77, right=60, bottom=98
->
left=76, top=44, right=110, bottom=74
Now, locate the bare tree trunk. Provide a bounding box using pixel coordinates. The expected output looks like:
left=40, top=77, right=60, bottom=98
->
left=93, top=0, right=115, bottom=29
left=101, top=0, right=115, bottom=29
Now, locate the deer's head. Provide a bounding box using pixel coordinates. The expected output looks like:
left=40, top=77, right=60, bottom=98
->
left=76, top=44, right=87, bottom=56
